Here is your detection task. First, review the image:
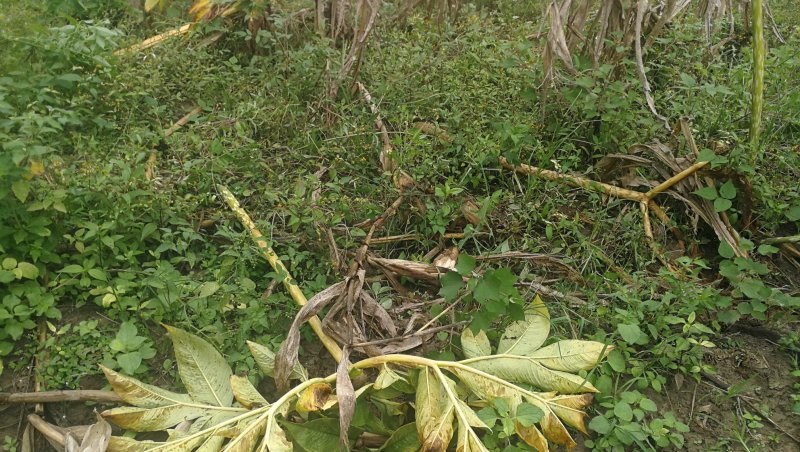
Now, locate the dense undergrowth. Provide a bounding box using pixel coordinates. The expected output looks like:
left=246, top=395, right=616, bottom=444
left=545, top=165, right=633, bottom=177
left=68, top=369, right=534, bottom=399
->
left=1, top=0, right=799, bottom=450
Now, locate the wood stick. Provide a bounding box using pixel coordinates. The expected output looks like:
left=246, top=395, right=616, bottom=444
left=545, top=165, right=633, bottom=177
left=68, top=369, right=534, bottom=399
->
left=27, top=414, right=65, bottom=448
left=217, top=185, right=343, bottom=362
left=500, top=157, right=647, bottom=202
left=1, top=390, right=121, bottom=404
left=164, top=106, right=203, bottom=138
left=356, top=81, right=397, bottom=173
left=368, top=232, right=465, bottom=245
left=114, top=24, right=192, bottom=56
left=352, top=321, right=468, bottom=348
left=644, top=160, right=708, bottom=199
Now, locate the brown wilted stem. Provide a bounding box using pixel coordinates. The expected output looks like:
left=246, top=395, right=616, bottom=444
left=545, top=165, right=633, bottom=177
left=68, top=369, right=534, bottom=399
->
left=0, top=390, right=122, bottom=404
left=217, top=185, right=343, bottom=362
left=27, top=414, right=65, bottom=447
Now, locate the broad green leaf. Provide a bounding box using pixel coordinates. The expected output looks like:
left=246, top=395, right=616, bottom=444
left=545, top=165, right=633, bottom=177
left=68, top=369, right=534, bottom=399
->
left=165, top=326, right=233, bottom=407
left=379, top=423, right=421, bottom=452
left=529, top=340, right=613, bottom=372
left=617, top=324, right=642, bottom=344
left=198, top=282, right=220, bottom=298
left=455, top=254, right=476, bottom=276
left=714, top=197, right=732, bottom=212
left=416, top=367, right=455, bottom=452
left=117, top=352, right=142, bottom=374
left=464, top=356, right=598, bottom=393
left=230, top=375, right=268, bottom=409
left=787, top=205, right=800, bottom=221
left=719, top=180, right=737, bottom=199
left=16, top=262, right=39, bottom=280
left=461, top=328, right=491, bottom=359
left=247, top=341, right=307, bottom=381
left=497, top=296, right=549, bottom=356
left=718, top=241, right=735, bottom=258
left=515, top=402, right=544, bottom=427
left=61, top=264, right=84, bottom=274
left=694, top=186, right=718, bottom=200
left=282, top=418, right=347, bottom=452
left=1, top=258, right=17, bottom=270
left=614, top=401, right=633, bottom=422
left=11, top=179, right=30, bottom=202
left=588, top=415, right=612, bottom=434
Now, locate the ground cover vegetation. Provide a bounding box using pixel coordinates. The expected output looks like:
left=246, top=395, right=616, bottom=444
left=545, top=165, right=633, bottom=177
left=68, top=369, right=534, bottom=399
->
left=0, top=0, right=798, bottom=450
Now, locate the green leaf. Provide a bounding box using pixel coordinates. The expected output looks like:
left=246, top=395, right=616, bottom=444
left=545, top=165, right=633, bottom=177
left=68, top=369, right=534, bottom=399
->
left=1, top=258, right=16, bottom=270
left=588, top=415, right=612, bottom=434
left=117, top=352, right=143, bottom=375
left=739, top=278, right=768, bottom=299
left=283, top=418, right=344, bottom=451
left=497, top=296, right=550, bottom=356
left=787, top=205, right=800, bottom=221
left=694, top=186, right=718, bottom=200
left=614, top=401, right=633, bottom=422
left=617, top=324, right=642, bottom=344
left=714, top=197, right=732, bottom=212
left=515, top=402, right=544, bottom=427
left=16, top=262, right=39, bottom=280
left=719, top=181, right=737, bottom=199
left=757, top=244, right=779, bottom=255
left=718, top=241, right=735, bottom=258
left=606, top=349, right=626, bottom=373
left=60, top=264, right=84, bottom=274
left=639, top=398, right=657, bottom=412
left=11, top=179, right=30, bottom=202
left=439, top=271, right=464, bottom=302
left=455, top=254, right=476, bottom=276
left=165, top=325, right=233, bottom=407
left=380, top=423, right=421, bottom=452
left=461, top=328, right=491, bottom=359
left=717, top=310, right=740, bottom=323
left=197, top=282, right=220, bottom=298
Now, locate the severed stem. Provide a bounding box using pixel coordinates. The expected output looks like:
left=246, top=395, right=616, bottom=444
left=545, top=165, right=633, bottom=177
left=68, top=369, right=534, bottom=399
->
left=217, top=185, right=343, bottom=362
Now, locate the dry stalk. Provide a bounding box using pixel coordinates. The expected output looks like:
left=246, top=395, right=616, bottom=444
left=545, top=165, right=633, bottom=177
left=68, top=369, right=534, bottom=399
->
left=217, top=184, right=343, bottom=362
left=146, top=106, right=203, bottom=181
left=0, top=390, right=121, bottom=404
left=113, top=24, right=192, bottom=56
left=355, top=81, right=397, bottom=173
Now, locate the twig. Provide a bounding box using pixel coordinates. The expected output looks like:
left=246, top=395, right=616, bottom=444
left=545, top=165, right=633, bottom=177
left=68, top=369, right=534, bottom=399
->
left=146, top=106, right=203, bottom=180
left=217, top=185, right=343, bottom=362
left=521, top=281, right=587, bottom=306
left=417, top=293, right=468, bottom=333
left=367, top=232, right=465, bottom=245
left=701, top=371, right=800, bottom=446
left=356, top=81, right=397, bottom=173
left=644, top=161, right=708, bottom=199
left=0, top=390, right=121, bottom=404
left=352, top=321, right=468, bottom=348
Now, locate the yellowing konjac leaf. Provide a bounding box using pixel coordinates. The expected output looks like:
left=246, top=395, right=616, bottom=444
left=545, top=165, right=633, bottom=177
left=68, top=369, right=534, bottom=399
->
left=247, top=340, right=308, bottom=382
left=375, top=364, right=408, bottom=390
left=102, top=405, right=205, bottom=431
left=454, top=399, right=488, bottom=429
left=262, top=416, right=292, bottom=452
left=529, top=340, right=613, bottom=372
left=416, top=367, right=455, bottom=452
left=461, top=329, right=491, bottom=359
left=107, top=436, right=164, bottom=451
left=295, top=382, right=332, bottom=413
left=514, top=421, right=548, bottom=452
left=166, top=326, right=233, bottom=407
left=540, top=411, right=576, bottom=449
left=144, top=0, right=161, bottom=12
left=465, top=356, right=598, bottom=393
left=230, top=375, right=268, bottom=409
left=497, top=296, right=550, bottom=356
left=450, top=368, right=523, bottom=408
left=102, top=366, right=193, bottom=408
left=455, top=418, right=490, bottom=452
left=548, top=394, right=593, bottom=434
left=220, top=412, right=267, bottom=452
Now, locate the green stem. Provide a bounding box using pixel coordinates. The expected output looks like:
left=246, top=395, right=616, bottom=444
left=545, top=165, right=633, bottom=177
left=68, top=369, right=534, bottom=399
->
left=750, top=0, right=765, bottom=163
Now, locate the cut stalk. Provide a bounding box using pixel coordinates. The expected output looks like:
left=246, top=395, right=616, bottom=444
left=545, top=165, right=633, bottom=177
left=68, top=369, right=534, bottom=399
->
left=750, top=0, right=765, bottom=162
left=217, top=185, right=343, bottom=362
